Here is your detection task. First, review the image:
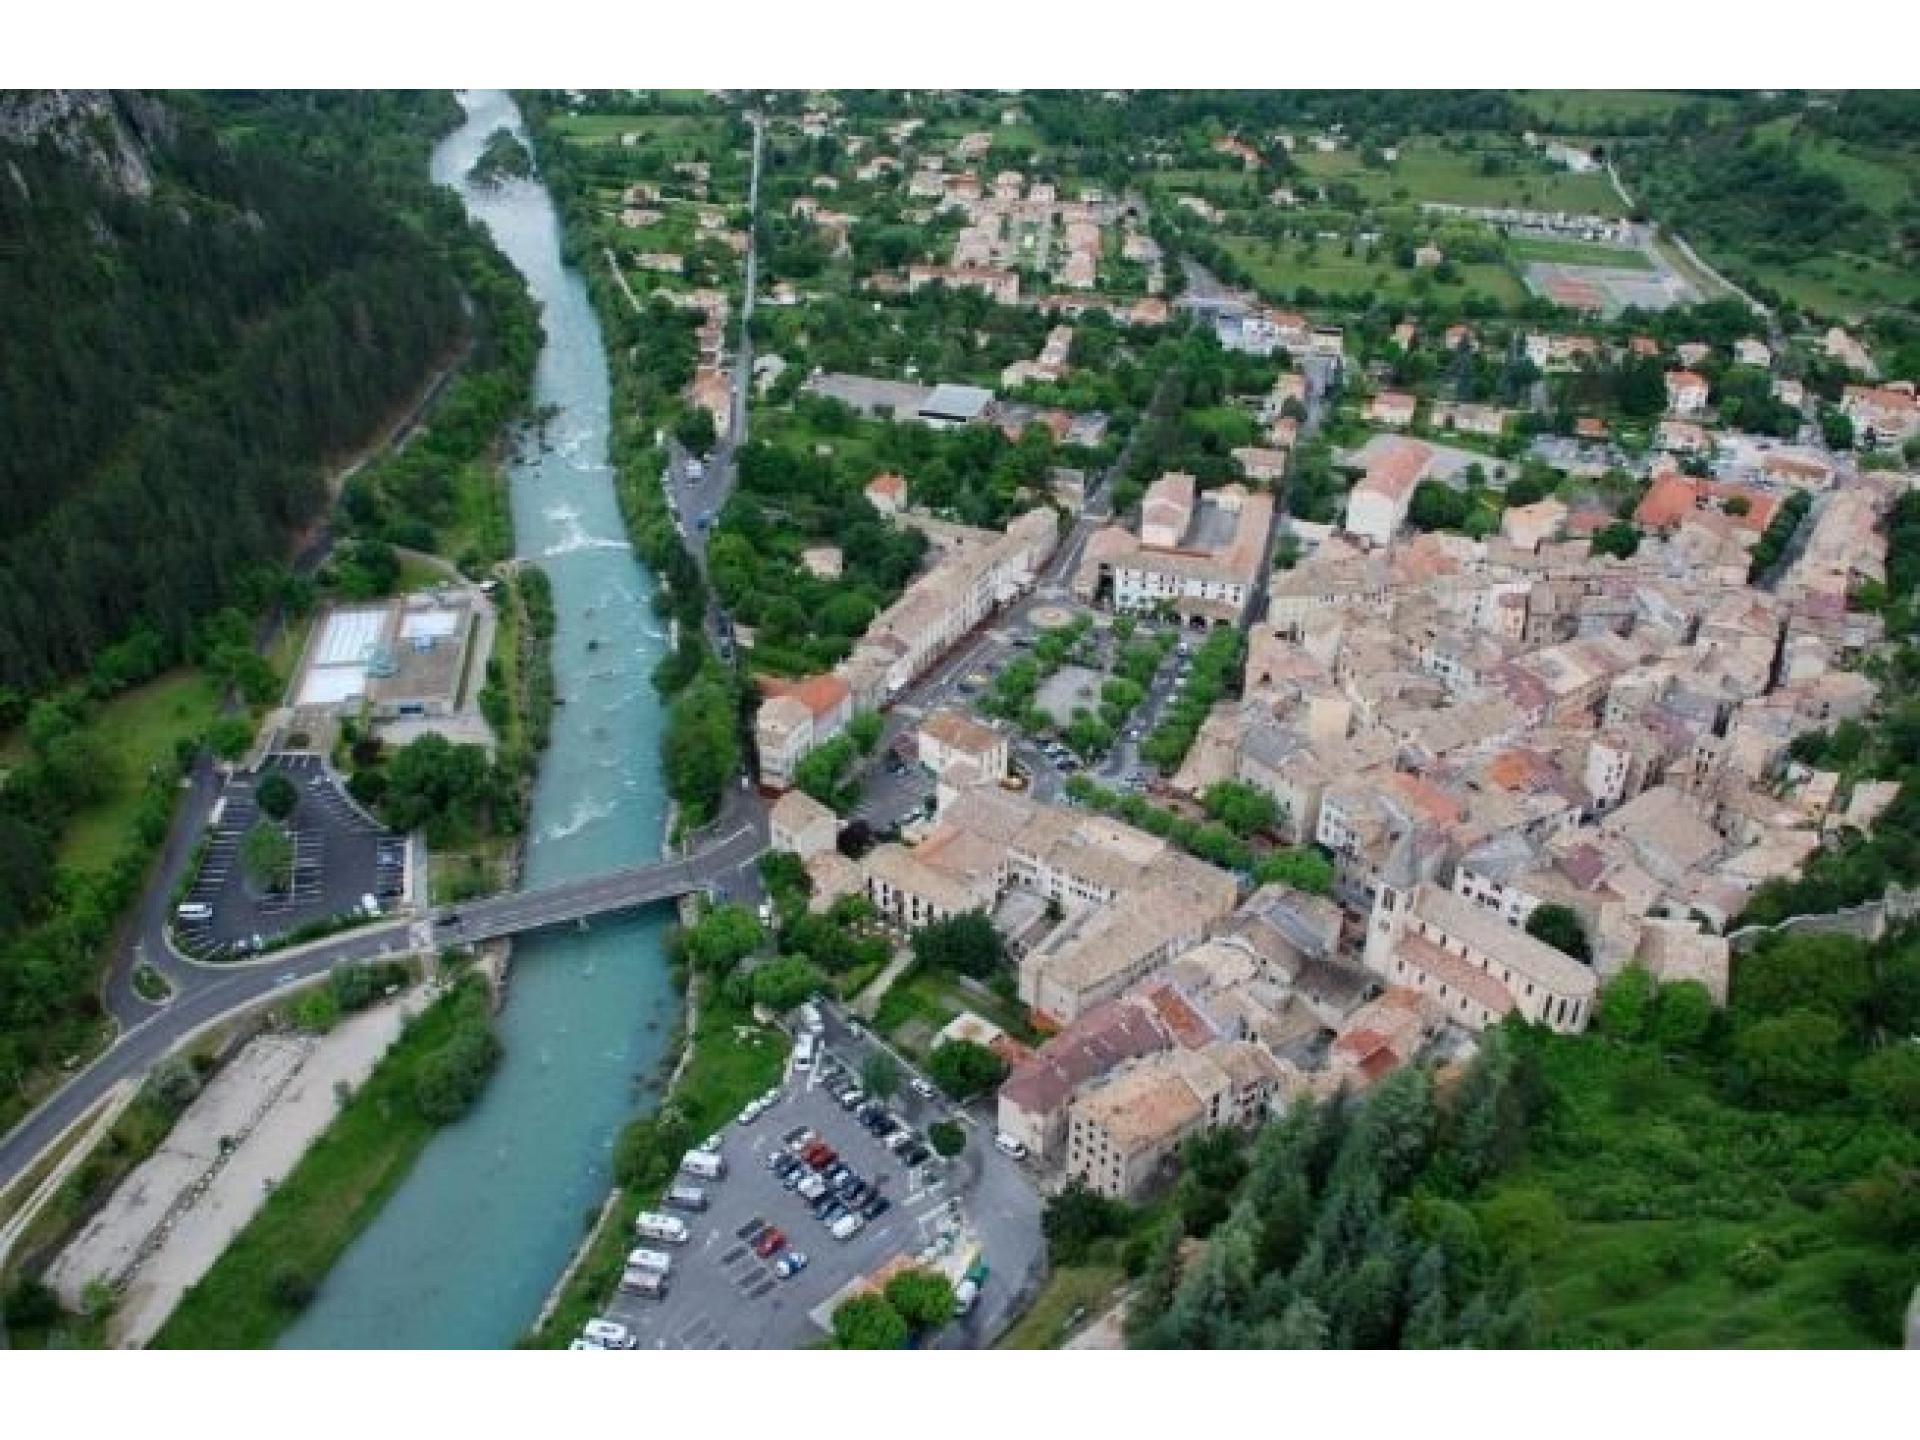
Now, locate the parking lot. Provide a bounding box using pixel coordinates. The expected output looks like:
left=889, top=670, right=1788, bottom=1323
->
left=171, top=754, right=409, bottom=959
left=597, top=1033, right=1043, bottom=1349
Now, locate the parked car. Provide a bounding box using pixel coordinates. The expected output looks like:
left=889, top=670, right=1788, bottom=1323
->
left=910, top=1077, right=937, bottom=1100
left=994, top=1132, right=1029, bottom=1160
left=861, top=1193, right=891, bottom=1221
left=753, top=1227, right=787, bottom=1259
left=774, top=1250, right=809, bottom=1279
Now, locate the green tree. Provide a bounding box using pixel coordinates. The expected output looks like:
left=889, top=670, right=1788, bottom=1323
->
left=1202, top=780, right=1280, bottom=837
left=1253, top=847, right=1334, bottom=895
left=883, top=1268, right=956, bottom=1331
left=1524, top=903, right=1591, bottom=962
left=1651, top=980, right=1716, bottom=1049
left=1597, top=964, right=1656, bottom=1041
left=861, top=1050, right=901, bottom=1101
left=239, top=820, right=293, bottom=895
left=255, top=772, right=299, bottom=822
left=1734, top=1008, right=1847, bottom=1106
left=831, top=1291, right=909, bottom=1349
left=1043, top=1179, right=1131, bottom=1264
left=925, top=1038, right=1008, bottom=1100
left=677, top=903, right=765, bottom=977
left=748, top=956, right=826, bottom=1013
left=928, top=1119, right=966, bottom=1157
left=674, top=405, right=718, bottom=453
left=1849, top=1044, right=1920, bottom=1122
left=1590, top=520, right=1641, bottom=559
left=909, top=909, right=1004, bottom=978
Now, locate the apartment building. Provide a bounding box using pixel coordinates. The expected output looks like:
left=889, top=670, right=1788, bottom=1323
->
left=1064, top=1042, right=1280, bottom=1199
left=1075, top=474, right=1275, bottom=626
left=1344, top=438, right=1434, bottom=548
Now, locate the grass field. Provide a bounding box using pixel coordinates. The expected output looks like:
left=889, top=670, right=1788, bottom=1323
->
left=872, top=963, right=1038, bottom=1055
left=1293, top=140, right=1628, bottom=216
left=548, top=112, right=729, bottom=153
left=50, top=672, right=223, bottom=875
left=152, top=979, right=493, bottom=1349
left=1221, top=235, right=1530, bottom=307
left=996, top=1263, right=1125, bottom=1349
left=1510, top=235, right=1653, bottom=271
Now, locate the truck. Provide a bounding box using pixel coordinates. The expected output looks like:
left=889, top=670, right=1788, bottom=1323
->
left=953, top=1256, right=989, bottom=1317
left=664, top=1182, right=709, bottom=1213
left=679, top=1149, right=726, bottom=1181
left=634, top=1211, right=690, bottom=1245
left=626, top=1246, right=673, bottom=1275
left=618, top=1267, right=668, bottom=1301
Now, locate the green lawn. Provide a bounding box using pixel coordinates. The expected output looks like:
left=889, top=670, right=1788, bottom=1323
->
left=872, top=964, right=1037, bottom=1055
left=548, top=112, right=728, bottom=154
left=1221, top=235, right=1529, bottom=307
left=51, top=671, right=224, bottom=875
left=996, top=1263, right=1125, bottom=1349
left=1510, top=235, right=1652, bottom=271
left=153, top=979, right=494, bottom=1348
left=1293, top=139, right=1627, bottom=216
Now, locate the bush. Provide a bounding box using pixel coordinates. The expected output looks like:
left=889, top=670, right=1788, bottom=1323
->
left=883, top=1267, right=956, bottom=1330
left=925, top=1039, right=1008, bottom=1101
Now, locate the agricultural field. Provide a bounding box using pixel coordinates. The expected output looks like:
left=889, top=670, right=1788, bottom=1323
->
left=546, top=111, right=730, bottom=157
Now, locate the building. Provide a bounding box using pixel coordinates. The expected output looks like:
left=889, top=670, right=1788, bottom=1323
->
left=997, top=997, right=1174, bottom=1160
left=1363, top=879, right=1598, bottom=1033
left=1063, top=1043, right=1279, bottom=1199
left=1074, top=476, right=1275, bottom=627
left=865, top=472, right=908, bottom=515
left=1501, top=498, right=1568, bottom=553
left=1344, top=439, right=1434, bottom=548
left=906, top=264, right=1020, bottom=304
left=769, top=789, right=839, bottom=862
left=918, top=707, right=1009, bottom=795
left=753, top=673, right=853, bottom=787
left=1665, top=370, right=1710, bottom=417
left=1841, top=384, right=1919, bottom=450
left=1367, top=392, right=1418, bottom=428
left=289, top=593, right=480, bottom=728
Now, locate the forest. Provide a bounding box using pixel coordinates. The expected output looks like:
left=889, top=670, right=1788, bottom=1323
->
left=0, top=90, right=527, bottom=1127
left=0, top=92, right=474, bottom=692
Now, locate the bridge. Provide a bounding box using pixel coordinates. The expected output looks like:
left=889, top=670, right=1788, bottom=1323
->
left=429, top=817, right=766, bottom=946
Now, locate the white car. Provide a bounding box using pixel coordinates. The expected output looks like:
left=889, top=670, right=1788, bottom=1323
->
left=993, top=1132, right=1029, bottom=1160
left=582, top=1318, right=636, bottom=1349
left=910, top=1077, right=937, bottom=1100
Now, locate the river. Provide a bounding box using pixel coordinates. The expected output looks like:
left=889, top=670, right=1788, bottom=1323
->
left=279, top=89, right=681, bottom=1349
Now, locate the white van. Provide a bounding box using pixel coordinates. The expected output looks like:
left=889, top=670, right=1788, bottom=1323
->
left=793, top=1032, right=817, bottom=1071
left=360, top=893, right=382, bottom=919
left=582, top=1318, right=636, bottom=1349
left=176, top=902, right=212, bottom=922
left=634, top=1211, right=690, bottom=1245
left=829, top=1212, right=865, bottom=1242
left=618, top=1267, right=668, bottom=1300
left=626, top=1247, right=673, bottom=1275
left=679, top=1150, right=726, bottom=1181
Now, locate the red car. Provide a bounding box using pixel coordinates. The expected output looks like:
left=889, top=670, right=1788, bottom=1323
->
left=753, top=1227, right=787, bottom=1259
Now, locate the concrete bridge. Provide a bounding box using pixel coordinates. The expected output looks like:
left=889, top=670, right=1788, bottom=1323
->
left=430, top=817, right=763, bottom=946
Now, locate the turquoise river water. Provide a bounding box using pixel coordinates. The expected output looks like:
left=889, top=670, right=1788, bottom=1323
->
left=280, top=89, right=682, bottom=1348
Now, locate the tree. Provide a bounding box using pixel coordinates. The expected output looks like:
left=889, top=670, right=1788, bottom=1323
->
left=1849, top=1044, right=1920, bottom=1123
left=1651, top=980, right=1716, bottom=1049
left=928, top=1119, right=966, bottom=1157
left=831, top=1291, right=909, bottom=1349
left=1734, top=1008, right=1847, bottom=1106
left=677, top=904, right=765, bottom=977
left=1202, top=780, right=1280, bottom=837
left=1590, top=520, right=1641, bottom=559
left=748, top=956, right=826, bottom=1013
left=1597, top=964, right=1656, bottom=1041
left=1524, top=903, right=1591, bottom=962
left=239, top=820, right=293, bottom=895
left=1820, top=408, right=1855, bottom=451
left=674, top=405, right=718, bottom=453
left=883, top=1268, right=956, bottom=1331
left=255, top=772, right=299, bottom=822
left=1253, top=847, right=1334, bottom=895
left=909, top=909, right=1004, bottom=978
left=847, top=710, right=883, bottom=756
left=925, top=1038, right=1008, bottom=1100
left=861, top=1050, right=901, bottom=1100
left=1043, top=1179, right=1131, bottom=1264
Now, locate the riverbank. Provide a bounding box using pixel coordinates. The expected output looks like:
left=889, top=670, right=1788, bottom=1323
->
left=47, top=983, right=433, bottom=1347
left=521, top=979, right=788, bottom=1347
left=150, top=974, right=499, bottom=1349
